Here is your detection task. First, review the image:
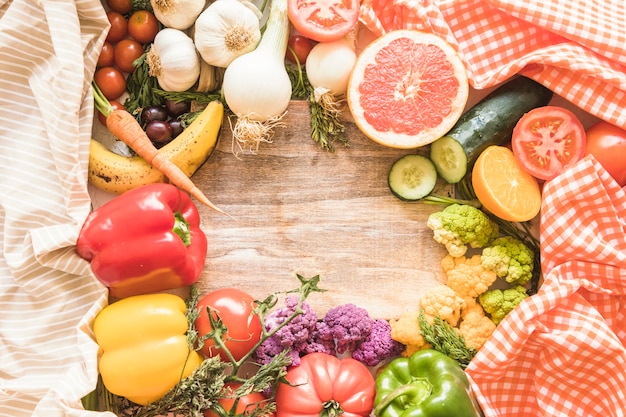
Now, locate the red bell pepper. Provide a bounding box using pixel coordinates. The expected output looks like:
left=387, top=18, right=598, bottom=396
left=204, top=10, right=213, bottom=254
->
left=76, top=183, right=207, bottom=298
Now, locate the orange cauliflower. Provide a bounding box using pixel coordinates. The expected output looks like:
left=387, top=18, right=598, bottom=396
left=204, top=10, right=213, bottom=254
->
left=419, top=284, right=466, bottom=326
left=458, top=299, right=496, bottom=350
left=389, top=310, right=431, bottom=357
left=441, top=254, right=498, bottom=299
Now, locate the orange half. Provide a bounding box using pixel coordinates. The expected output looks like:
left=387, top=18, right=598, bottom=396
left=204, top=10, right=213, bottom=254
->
left=472, top=146, right=542, bottom=222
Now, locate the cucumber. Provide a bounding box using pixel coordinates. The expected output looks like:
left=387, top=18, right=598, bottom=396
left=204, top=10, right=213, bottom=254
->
left=430, top=76, right=554, bottom=183
left=388, top=154, right=437, bottom=201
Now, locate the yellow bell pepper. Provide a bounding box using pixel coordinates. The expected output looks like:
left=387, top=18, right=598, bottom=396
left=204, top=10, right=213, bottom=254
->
left=93, top=293, right=203, bottom=406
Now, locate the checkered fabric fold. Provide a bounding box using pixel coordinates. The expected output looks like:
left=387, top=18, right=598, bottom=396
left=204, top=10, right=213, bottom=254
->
left=359, top=0, right=626, bottom=129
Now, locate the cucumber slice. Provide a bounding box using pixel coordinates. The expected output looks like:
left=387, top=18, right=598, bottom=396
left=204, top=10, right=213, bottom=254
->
left=430, top=135, right=468, bottom=183
left=388, top=154, right=437, bottom=201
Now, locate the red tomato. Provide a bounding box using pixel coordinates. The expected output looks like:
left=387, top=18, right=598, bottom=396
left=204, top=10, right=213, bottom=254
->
left=97, top=41, right=115, bottom=68
left=94, top=66, right=126, bottom=100
left=106, top=0, right=132, bottom=14
left=106, top=11, right=128, bottom=43
left=114, top=39, right=144, bottom=73
left=195, top=288, right=262, bottom=362
left=97, top=100, right=125, bottom=125
left=275, top=353, right=375, bottom=417
left=127, top=10, right=160, bottom=44
left=511, top=106, right=586, bottom=181
left=204, top=383, right=272, bottom=417
left=287, top=0, right=359, bottom=43
left=585, top=121, right=626, bottom=186
left=286, top=34, right=315, bottom=65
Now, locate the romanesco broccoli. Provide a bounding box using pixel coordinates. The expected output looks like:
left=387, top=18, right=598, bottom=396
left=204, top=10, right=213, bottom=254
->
left=478, top=285, right=528, bottom=324
left=427, top=204, right=499, bottom=257
left=481, top=236, right=535, bottom=285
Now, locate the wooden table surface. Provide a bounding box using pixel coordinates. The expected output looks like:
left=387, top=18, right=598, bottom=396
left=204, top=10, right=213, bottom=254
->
left=192, top=100, right=450, bottom=319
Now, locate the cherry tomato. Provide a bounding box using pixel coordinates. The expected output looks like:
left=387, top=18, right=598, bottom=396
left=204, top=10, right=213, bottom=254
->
left=127, top=10, right=160, bottom=44
left=585, top=121, right=626, bottom=187
left=286, top=34, right=315, bottom=65
left=106, top=0, right=132, bottom=14
left=195, top=288, right=262, bottom=362
left=204, top=383, right=272, bottom=417
left=97, top=100, right=125, bottom=126
left=511, top=106, right=586, bottom=181
left=97, top=41, right=115, bottom=68
left=94, top=66, right=126, bottom=100
left=114, top=38, right=144, bottom=73
left=106, top=11, right=128, bottom=43
left=287, top=0, right=359, bottom=42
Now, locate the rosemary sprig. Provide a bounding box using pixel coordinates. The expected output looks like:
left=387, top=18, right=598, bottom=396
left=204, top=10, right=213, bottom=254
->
left=286, top=62, right=349, bottom=151
left=155, top=89, right=223, bottom=106
left=418, top=310, right=477, bottom=369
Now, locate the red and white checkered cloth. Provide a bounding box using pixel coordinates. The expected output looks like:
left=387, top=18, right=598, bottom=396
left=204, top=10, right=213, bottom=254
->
left=359, top=0, right=626, bottom=129
left=359, top=3, right=626, bottom=414
left=464, top=156, right=626, bottom=416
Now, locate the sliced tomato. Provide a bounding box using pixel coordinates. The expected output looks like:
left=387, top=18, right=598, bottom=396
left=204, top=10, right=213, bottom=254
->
left=511, top=106, right=586, bottom=181
left=585, top=121, right=626, bottom=186
left=287, top=0, right=359, bottom=43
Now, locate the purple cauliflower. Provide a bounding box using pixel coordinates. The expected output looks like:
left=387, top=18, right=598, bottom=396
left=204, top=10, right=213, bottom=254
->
left=253, top=296, right=318, bottom=366
left=351, top=319, right=405, bottom=367
left=316, top=303, right=375, bottom=354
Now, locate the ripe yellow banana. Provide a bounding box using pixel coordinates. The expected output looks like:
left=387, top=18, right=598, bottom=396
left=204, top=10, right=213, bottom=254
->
left=89, top=100, right=224, bottom=195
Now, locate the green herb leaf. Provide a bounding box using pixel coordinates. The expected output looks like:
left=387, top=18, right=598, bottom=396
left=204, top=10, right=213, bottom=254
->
left=418, top=310, right=477, bottom=369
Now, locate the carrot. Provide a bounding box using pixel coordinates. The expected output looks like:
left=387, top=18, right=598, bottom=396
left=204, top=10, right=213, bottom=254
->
left=92, top=81, right=225, bottom=214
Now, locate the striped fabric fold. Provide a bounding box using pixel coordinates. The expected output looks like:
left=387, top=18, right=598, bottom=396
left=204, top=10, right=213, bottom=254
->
left=0, top=1, right=112, bottom=416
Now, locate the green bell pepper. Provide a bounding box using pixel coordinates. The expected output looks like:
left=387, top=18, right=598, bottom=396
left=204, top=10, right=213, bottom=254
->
left=374, top=349, right=483, bottom=417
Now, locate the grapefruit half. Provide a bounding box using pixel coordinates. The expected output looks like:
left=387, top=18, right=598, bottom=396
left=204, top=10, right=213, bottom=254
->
left=347, top=30, right=469, bottom=149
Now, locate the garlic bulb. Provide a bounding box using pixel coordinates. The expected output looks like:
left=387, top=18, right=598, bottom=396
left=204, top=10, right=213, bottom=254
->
left=147, top=28, right=200, bottom=92
left=194, top=0, right=262, bottom=68
left=150, top=0, right=205, bottom=30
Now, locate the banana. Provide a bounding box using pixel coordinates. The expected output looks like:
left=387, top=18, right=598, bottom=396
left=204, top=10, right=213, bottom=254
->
left=89, top=100, right=224, bottom=195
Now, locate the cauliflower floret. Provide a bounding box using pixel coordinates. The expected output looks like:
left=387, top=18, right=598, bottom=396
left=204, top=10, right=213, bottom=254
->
left=419, top=284, right=466, bottom=326
left=441, top=254, right=498, bottom=299
left=389, top=310, right=430, bottom=357
left=478, top=285, right=529, bottom=324
left=458, top=299, right=496, bottom=350
left=481, top=236, right=535, bottom=285
left=427, top=204, right=499, bottom=257
left=352, top=319, right=405, bottom=367
left=316, top=303, right=374, bottom=354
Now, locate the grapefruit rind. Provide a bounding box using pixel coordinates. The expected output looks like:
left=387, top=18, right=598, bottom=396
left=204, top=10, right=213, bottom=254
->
left=347, top=30, right=469, bottom=149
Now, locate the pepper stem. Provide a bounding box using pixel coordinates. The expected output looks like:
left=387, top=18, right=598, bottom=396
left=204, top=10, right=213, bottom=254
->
left=320, top=400, right=343, bottom=417
left=173, top=212, right=191, bottom=246
left=373, top=378, right=432, bottom=416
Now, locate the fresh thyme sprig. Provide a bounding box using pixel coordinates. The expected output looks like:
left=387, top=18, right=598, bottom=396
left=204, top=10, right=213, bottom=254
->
left=418, top=310, right=477, bottom=369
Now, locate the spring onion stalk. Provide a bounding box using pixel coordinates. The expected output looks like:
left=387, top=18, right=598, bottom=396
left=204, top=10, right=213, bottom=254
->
left=221, top=0, right=291, bottom=156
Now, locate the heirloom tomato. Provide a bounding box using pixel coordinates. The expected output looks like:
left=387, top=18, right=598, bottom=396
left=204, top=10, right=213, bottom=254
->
left=287, top=0, right=359, bottom=43
left=275, top=353, right=375, bottom=417
left=128, top=10, right=160, bottom=44
left=511, top=106, right=586, bottom=181
left=195, top=288, right=262, bottom=362
left=585, top=120, right=626, bottom=186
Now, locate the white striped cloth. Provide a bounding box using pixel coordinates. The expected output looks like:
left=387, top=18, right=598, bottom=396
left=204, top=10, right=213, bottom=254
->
left=0, top=1, right=112, bottom=415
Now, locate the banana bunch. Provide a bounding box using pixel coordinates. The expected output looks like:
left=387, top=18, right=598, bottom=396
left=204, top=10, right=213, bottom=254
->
left=89, top=100, right=224, bottom=195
